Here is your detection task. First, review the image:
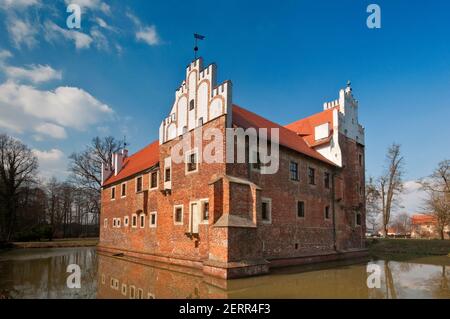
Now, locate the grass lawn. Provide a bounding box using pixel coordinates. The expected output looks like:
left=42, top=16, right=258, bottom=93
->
left=367, top=238, right=450, bottom=259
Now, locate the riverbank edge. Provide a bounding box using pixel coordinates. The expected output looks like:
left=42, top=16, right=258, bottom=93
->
left=0, top=238, right=99, bottom=250
left=366, top=238, right=450, bottom=259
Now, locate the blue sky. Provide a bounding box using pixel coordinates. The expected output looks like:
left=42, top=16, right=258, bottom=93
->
left=0, top=0, right=449, bottom=212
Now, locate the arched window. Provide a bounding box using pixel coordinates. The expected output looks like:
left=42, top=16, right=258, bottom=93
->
left=189, top=99, right=195, bottom=111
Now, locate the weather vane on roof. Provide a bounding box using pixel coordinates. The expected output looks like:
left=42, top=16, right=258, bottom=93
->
left=194, top=33, right=205, bottom=60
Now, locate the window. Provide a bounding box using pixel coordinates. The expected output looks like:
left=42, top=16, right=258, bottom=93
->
left=129, top=286, right=135, bottom=299
left=290, top=161, right=299, bottom=181
left=104, top=218, right=108, bottom=228
left=174, top=206, right=183, bottom=225
left=140, top=214, right=145, bottom=228
left=150, top=171, right=158, bottom=189
left=198, top=117, right=203, bottom=126
left=297, top=201, right=305, bottom=218
left=165, top=168, right=171, bottom=182
left=189, top=99, right=195, bottom=110
left=137, top=288, right=144, bottom=299
left=149, top=212, right=157, bottom=228
left=113, top=218, right=117, bottom=227
left=325, top=206, right=330, bottom=220
left=124, top=216, right=129, bottom=227
left=132, top=214, right=137, bottom=228
left=111, top=187, right=115, bottom=200
left=121, top=284, right=127, bottom=296
left=136, top=176, right=143, bottom=193
left=308, top=167, right=316, bottom=185
left=202, top=201, right=209, bottom=221
left=261, top=198, right=272, bottom=223
left=356, top=212, right=362, bottom=226
left=186, top=150, right=198, bottom=173
left=117, top=218, right=121, bottom=227
left=359, top=154, right=363, bottom=166
left=121, top=183, right=127, bottom=197
left=324, top=172, right=330, bottom=189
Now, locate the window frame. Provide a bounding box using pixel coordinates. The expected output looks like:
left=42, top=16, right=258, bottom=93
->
left=111, top=186, right=116, bottom=200
left=297, top=200, right=305, bottom=219
left=200, top=199, right=209, bottom=223
left=289, top=161, right=299, bottom=181
left=355, top=212, right=362, bottom=227
left=149, top=211, right=157, bottom=228
left=136, top=175, right=143, bottom=193
left=139, top=214, right=145, bottom=228
left=261, top=197, right=272, bottom=224
left=173, top=205, right=184, bottom=225
left=324, top=172, right=331, bottom=189
left=124, top=216, right=129, bottom=227
left=149, top=170, right=159, bottom=190
left=325, top=205, right=330, bottom=220
left=121, top=182, right=127, bottom=198
left=308, top=167, right=316, bottom=185
left=131, top=214, right=137, bottom=228
left=104, top=218, right=108, bottom=228
left=185, top=149, right=199, bottom=174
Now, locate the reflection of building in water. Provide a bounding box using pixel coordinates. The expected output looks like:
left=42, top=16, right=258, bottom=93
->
left=97, top=253, right=374, bottom=299
left=99, top=57, right=367, bottom=279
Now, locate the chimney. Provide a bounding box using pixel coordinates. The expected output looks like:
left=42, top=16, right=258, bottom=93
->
left=101, top=162, right=113, bottom=185
left=113, top=148, right=128, bottom=176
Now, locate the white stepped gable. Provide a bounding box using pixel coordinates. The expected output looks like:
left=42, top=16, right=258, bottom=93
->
left=159, top=58, right=233, bottom=145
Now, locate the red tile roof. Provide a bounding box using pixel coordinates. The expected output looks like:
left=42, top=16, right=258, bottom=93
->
left=411, top=214, right=436, bottom=225
left=232, top=104, right=337, bottom=166
left=284, top=106, right=337, bottom=147
left=103, top=140, right=159, bottom=187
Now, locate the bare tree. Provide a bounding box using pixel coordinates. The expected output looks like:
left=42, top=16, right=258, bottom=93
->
left=69, top=136, right=123, bottom=194
left=0, top=134, right=38, bottom=242
left=391, top=212, right=411, bottom=236
left=420, top=160, right=450, bottom=240
left=366, top=177, right=381, bottom=233
left=378, top=144, right=405, bottom=236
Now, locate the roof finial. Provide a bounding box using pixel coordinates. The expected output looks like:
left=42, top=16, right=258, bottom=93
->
left=193, top=33, right=205, bottom=60
left=347, top=80, right=351, bottom=88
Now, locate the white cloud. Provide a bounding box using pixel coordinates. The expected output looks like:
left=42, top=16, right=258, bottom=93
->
left=90, top=27, right=109, bottom=51
left=3, top=64, right=62, bottom=84
left=64, top=0, right=110, bottom=15
left=136, top=26, right=160, bottom=46
left=7, top=16, right=38, bottom=48
left=32, top=148, right=68, bottom=179
left=0, top=50, right=12, bottom=60
left=35, top=123, right=67, bottom=139
left=398, top=181, right=428, bottom=215
left=45, top=21, right=93, bottom=50
left=95, top=17, right=117, bottom=32
left=0, top=81, right=114, bottom=139
left=0, top=0, right=39, bottom=9
left=126, top=12, right=161, bottom=46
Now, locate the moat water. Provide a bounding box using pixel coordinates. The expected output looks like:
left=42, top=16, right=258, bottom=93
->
left=0, top=247, right=448, bottom=299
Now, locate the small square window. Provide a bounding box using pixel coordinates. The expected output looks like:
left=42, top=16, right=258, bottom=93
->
left=297, top=201, right=305, bottom=218
left=136, top=176, right=143, bottom=193
left=308, top=167, right=316, bottom=185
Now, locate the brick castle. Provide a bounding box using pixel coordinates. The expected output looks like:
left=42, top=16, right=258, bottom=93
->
left=98, top=58, right=366, bottom=279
